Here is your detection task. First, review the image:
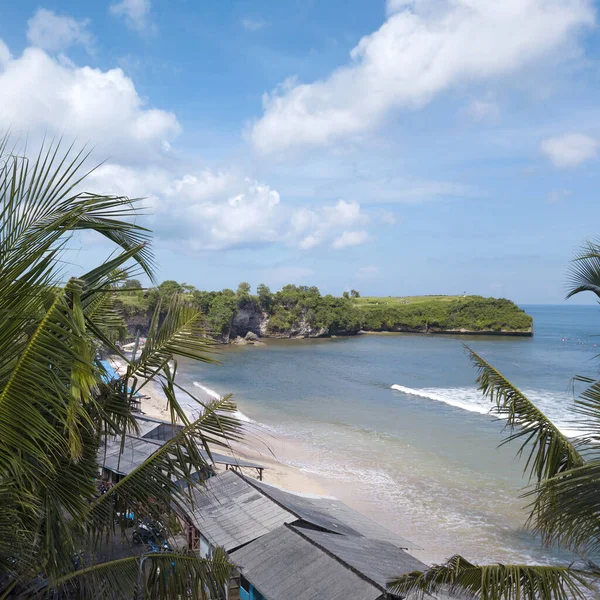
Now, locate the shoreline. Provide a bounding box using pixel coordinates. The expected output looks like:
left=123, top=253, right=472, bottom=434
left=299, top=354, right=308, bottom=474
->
left=108, top=355, right=328, bottom=496
left=107, top=355, right=438, bottom=562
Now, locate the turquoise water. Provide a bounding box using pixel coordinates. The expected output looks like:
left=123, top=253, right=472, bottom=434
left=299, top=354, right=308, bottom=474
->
left=176, top=305, right=600, bottom=564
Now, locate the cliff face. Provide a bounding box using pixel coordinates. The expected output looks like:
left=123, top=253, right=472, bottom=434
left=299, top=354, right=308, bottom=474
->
left=231, top=304, right=329, bottom=339
left=230, top=304, right=264, bottom=339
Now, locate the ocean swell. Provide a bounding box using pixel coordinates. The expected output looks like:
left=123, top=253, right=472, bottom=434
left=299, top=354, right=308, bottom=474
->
left=391, top=384, right=585, bottom=438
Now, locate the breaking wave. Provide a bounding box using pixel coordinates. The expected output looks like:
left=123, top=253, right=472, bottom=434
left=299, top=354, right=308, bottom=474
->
left=391, top=384, right=585, bottom=438
left=193, top=381, right=221, bottom=400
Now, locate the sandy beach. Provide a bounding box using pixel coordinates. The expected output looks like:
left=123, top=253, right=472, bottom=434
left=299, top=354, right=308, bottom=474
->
left=108, top=355, right=328, bottom=496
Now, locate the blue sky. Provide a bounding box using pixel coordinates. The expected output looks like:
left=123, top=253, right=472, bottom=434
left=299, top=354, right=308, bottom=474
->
left=1, top=0, right=600, bottom=303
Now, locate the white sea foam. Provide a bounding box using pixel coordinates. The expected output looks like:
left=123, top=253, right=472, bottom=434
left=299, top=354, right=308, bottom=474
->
left=192, top=381, right=221, bottom=400
left=191, top=381, right=259, bottom=426
left=391, top=384, right=491, bottom=416
left=234, top=410, right=255, bottom=424
left=391, top=384, right=588, bottom=438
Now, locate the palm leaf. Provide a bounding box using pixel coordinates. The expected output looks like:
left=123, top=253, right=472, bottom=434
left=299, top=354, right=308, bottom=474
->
left=86, top=395, right=241, bottom=538
left=388, top=555, right=589, bottom=600
left=50, top=550, right=232, bottom=600
left=128, top=295, right=216, bottom=385
left=466, top=346, right=585, bottom=483
left=566, top=239, right=600, bottom=300
left=532, top=461, right=600, bottom=556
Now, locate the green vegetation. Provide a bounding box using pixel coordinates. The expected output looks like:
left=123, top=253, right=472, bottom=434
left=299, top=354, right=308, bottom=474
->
left=116, top=285, right=532, bottom=339
left=0, top=138, right=236, bottom=597
left=356, top=295, right=532, bottom=333
left=390, top=243, right=600, bottom=599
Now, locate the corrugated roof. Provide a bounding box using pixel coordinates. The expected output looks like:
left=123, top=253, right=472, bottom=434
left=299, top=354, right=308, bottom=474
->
left=100, top=437, right=161, bottom=475
left=99, top=416, right=265, bottom=476
left=291, top=525, right=427, bottom=589
left=186, top=471, right=295, bottom=551
left=231, top=525, right=382, bottom=600
left=241, top=475, right=418, bottom=549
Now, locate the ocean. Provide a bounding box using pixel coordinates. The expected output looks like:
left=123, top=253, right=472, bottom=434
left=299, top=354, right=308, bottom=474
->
left=174, top=305, right=600, bottom=565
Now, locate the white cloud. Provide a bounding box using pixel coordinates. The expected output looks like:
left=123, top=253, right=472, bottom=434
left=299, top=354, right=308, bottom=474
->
left=332, top=230, right=369, bottom=249
left=27, top=9, right=94, bottom=54
left=540, top=133, right=598, bottom=168
left=110, top=0, right=154, bottom=33
left=356, top=265, right=380, bottom=279
left=0, top=43, right=179, bottom=161
left=88, top=165, right=372, bottom=251
left=292, top=199, right=365, bottom=250
left=466, top=99, right=499, bottom=122
left=242, top=18, right=267, bottom=31
left=0, top=41, right=10, bottom=66
left=250, top=0, right=594, bottom=153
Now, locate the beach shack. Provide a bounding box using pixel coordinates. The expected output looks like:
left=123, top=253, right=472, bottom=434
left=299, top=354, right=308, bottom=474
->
left=99, top=415, right=265, bottom=484
left=179, top=470, right=426, bottom=600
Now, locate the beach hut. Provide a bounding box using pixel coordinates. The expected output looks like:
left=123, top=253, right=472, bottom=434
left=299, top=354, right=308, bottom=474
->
left=178, top=471, right=426, bottom=600
left=99, top=415, right=265, bottom=483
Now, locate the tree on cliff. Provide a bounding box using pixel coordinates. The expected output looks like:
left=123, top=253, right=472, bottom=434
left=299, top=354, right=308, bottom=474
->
left=0, top=137, right=238, bottom=598
left=257, top=283, right=273, bottom=310
left=237, top=281, right=251, bottom=296
left=350, top=289, right=360, bottom=298
left=389, top=242, right=600, bottom=599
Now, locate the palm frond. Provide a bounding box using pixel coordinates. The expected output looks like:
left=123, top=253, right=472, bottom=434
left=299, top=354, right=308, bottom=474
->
left=128, top=295, right=216, bottom=385
left=86, top=395, right=241, bottom=537
left=567, top=376, right=600, bottom=445
left=566, top=239, right=600, bottom=300
left=0, top=137, right=155, bottom=284
left=0, top=279, right=96, bottom=481
left=532, top=461, right=600, bottom=556
left=50, top=550, right=232, bottom=600
left=466, top=347, right=585, bottom=483
left=388, top=555, right=589, bottom=600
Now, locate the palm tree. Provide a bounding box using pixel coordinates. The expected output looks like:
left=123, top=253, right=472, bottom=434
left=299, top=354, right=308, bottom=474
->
left=389, top=242, right=600, bottom=600
left=0, top=135, right=241, bottom=598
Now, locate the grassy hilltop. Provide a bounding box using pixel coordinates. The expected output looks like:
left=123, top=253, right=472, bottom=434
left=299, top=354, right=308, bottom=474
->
left=114, top=282, right=533, bottom=339
left=354, top=295, right=533, bottom=334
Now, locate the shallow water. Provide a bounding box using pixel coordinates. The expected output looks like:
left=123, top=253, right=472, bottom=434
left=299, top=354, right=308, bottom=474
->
left=174, top=305, right=600, bottom=564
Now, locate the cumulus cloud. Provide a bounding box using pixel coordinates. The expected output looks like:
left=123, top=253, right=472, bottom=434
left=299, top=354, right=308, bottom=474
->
left=0, top=42, right=179, bottom=161
left=540, top=133, right=598, bottom=168
left=110, top=0, right=154, bottom=33
left=27, top=9, right=94, bottom=54
left=88, top=165, right=370, bottom=251
left=291, top=200, right=365, bottom=250
left=332, top=230, right=369, bottom=249
left=250, top=0, right=594, bottom=153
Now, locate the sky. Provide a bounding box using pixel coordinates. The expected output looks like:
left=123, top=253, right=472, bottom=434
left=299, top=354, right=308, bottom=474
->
left=1, top=0, right=600, bottom=304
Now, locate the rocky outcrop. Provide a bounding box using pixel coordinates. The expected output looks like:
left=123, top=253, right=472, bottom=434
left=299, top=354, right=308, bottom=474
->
left=230, top=302, right=263, bottom=338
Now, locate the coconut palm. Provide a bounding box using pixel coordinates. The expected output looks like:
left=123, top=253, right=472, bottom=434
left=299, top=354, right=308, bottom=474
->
left=389, top=243, right=600, bottom=600
left=0, top=135, right=241, bottom=598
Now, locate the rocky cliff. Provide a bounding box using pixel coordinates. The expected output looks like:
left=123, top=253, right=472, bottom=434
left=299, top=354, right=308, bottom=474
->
left=230, top=304, right=330, bottom=340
